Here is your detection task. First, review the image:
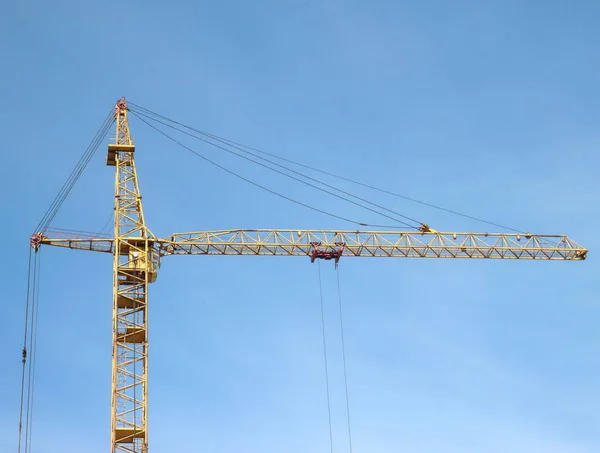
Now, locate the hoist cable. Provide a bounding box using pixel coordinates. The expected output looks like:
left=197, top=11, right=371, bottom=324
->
left=130, top=107, right=422, bottom=229
left=25, top=250, right=41, bottom=453
left=128, top=101, right=521, bottom=233
left=17, top=250, right=33, bottom=453
left=317, top=261, right=334, bottom=453
left=130, top=109, right=418, bottom=230
left=34, top=107, right=114, bottom=234
left=132, top=111, right=403, bottom=229
left=336, top=268, right=353, bottom=453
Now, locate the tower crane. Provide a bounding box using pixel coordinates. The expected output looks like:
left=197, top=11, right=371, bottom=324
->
left=28, top=98, right=588, bottom=453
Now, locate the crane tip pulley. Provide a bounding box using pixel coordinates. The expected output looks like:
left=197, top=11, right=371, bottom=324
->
left=30, top=233, right=43, bottom=252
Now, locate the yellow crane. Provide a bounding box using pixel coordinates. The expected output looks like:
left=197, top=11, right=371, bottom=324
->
left=29, top=99, right=587, bottom=453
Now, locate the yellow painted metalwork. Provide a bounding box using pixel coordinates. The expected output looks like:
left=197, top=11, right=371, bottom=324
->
left=109, top=98, right=155, bottom=453
left=37, top=229, right=587, bottom=260
left=161, top=230, right=587, bottom=260
left=30, top=98, right=589, bottom=453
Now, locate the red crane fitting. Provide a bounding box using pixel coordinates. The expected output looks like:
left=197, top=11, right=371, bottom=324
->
left=310, top=241, right=345, bottom=267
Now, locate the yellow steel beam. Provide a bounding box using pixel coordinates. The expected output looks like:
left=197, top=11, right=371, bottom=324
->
left=160, top=229, right=587, bottom=260
left=35, top=229, right=587, bottom=261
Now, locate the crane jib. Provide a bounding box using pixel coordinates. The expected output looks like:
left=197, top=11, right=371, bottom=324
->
left=27, top=97, right=589, bottom=453
left=32, top=230, right=588, bottom=261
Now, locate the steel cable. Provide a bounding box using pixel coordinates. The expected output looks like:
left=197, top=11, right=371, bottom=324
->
left=129, top=101, right=522, bottom=233
left=130, top=106, right=422, bottom=229
left=131, top=111, right=405, bottom=229
left=130, top=109, right=419, bottom=230
left=336, top=267, right=353, bottom=453
left=318, top=261, right=334, bottom=453
left=24, top=250, right=41, bottom=453
left=17, top=250, right=33, bottom=453
left=34, top=107, right=114, bottom=234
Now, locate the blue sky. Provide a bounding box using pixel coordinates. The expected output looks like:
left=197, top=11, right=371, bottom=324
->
left=1, top=1, right=600, bottom=452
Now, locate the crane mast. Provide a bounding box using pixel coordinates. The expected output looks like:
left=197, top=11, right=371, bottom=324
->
left=28, top=98, right=587, bottom=453
left=106, top=99, right=158, bottom=453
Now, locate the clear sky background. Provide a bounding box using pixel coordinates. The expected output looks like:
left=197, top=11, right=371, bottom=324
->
left=1, top=1, right=599, bottom=452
